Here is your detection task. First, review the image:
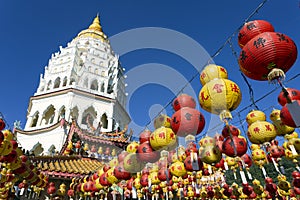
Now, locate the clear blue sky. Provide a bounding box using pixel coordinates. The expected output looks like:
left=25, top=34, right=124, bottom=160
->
left=0, top=0, right=299, bottom=142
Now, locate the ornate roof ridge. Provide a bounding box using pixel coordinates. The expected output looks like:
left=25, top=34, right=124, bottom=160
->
left=74, top=122, right=131, bottom=143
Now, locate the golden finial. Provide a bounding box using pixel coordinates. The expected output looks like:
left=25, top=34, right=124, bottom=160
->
left=75, top=13, right=107, bottom=41
left=88, top=14, right=102, bottom=32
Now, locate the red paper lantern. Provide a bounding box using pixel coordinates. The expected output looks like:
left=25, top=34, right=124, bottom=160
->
left=67, top=189, right=74, bottom=197
left=47, top=182, right=56, bottom=195
left=292, top=171, right=300, bottom=188
left=172, top=94, right=196, bottom=111
left=185, top=142, right=198, bottom=157
left=184, top=155, right=203, bottom=172
left=222, top=136, right=247, bottom=157
left=171, top=107, right=205, bottom=137
left=215, top=158, right=225, bottom=170
left=240, top=154, right=252, bottom=168
left=238, top=20, right=275, bottom=48
left=221, top=125, right=240, bottom=138
left=114, top=163, right=131, bottom=180
left=118, top=151, right=129, bottom=163
left=126, top=178, right=134, bottom=190
left=280, top=100, right=300, bottom=127
left=0, top=132, right=3, bottom=144
left=239, top=32, right=297, bottom=81
left=103, top=164, right=111, bottom=172
left=140, top=174, right=148, bottom=187
left=99, top=172, right=112, bottom=186
left=0, top=119, right=5, bottom=131
left=158, top=168, right=172, bottom=181
left=0, top=149, right=17, bottom=163
left=278, top=88, right=300, bottom=106
left=139, top=129, right=151, bottom=144
left=137, top=141, right=160, bottom=163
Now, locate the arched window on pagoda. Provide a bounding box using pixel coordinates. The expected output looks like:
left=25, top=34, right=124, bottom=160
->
left=58, top=106, right=66, bottom=122
left=39, top=86, right=45, bottom=92
left=30, top=112, right=39, bottom=127
left=41, top=105, right=55, bottom=125
left=69, top=77, right=76, bottom=85
left=101, top=113, right=108, bottom=129
left=47, top=80, right=52, bottom=90
left=70, top=106, right=79, bottom=121
left=81, top=106, right=97, bottom=127
left=83, top=77, right=88, bottom=88
left=62, top=76, right=67, bottom=87
left=53, top=77, right=61, bottom=89
left=100, top=82, right=105, bottom=92
left=90, top=80, right=98, bottom=91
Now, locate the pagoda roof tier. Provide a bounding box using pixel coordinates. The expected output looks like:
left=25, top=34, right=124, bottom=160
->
left=14, top=120, right=63, bottom=135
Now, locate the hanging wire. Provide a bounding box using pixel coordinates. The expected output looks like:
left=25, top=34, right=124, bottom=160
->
left=140, top=0, right=270, bottom=133
left=228, top=38, right=259, bottom=110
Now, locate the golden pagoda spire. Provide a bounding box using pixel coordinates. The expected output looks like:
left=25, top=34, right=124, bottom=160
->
left=74, top=14, right=107, bottom=41
left=88, top=14, right=103, bottom=32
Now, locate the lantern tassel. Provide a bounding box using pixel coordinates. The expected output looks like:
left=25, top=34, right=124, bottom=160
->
left=219, top=110, right=232, bottom=122
left=267, top=68, right=285, bottom=84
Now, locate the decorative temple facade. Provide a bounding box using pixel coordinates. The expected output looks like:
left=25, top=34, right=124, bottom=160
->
left=15, top=15, right=132, bottom=157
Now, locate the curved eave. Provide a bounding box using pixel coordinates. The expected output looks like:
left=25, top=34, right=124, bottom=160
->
left=15, top=120, right=63, bottom=135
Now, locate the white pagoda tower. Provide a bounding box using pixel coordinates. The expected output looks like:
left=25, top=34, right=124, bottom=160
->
left=16, top=15, right=131, bottom=154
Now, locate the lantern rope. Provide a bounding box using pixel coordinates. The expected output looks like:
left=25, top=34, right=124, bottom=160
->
left=139, top=0, right=270, bottom=136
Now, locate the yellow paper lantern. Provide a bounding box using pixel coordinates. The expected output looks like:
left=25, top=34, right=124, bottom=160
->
left=153, top=114, right=171, bottom=129
left=149, top=171, right=160, bottom=185
left=199, top=146, right=222, bottom=165
left=150, top=127, right=177, bottom=151
left=95, top=178, right=104, bottom=190
left=247, top=121, right=277, bottom=144
left=198, top=136, right=215, bottom=148
left=126, top=141, right=139, bottom=153
left=198, top=78, right=241, bottom=115
left=270, top=109, right=294, bottom=136
left=200, top=64, right=228, bottom=86
left=0, top=139, right=13, bottom=156
left=225, top=156, right=237, bottom=168
left=246, top=110, right=266, bottom=125
left=169, top=160, right=187, bottom=177
left=251, top=144, right=267, bottom=166
left=106, top=168, right=118, bottom=184
left=134, top=173, right=142, bottom=189
left=109, top=158, right=119, bottom=168
left=123, top=153, right=144, bottom=173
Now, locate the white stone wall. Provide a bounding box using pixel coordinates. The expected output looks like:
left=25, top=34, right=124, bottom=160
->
left=17, top=126, right=67, bottom=155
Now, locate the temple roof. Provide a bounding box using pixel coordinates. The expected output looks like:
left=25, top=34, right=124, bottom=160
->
left=59, top=120, right=133, bottom=154
left=30, top=155, right=102, bottom=179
